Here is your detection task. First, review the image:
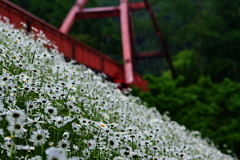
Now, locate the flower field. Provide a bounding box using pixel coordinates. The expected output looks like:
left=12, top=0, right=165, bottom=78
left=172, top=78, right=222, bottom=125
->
left=0, top=16, right=237, bottom=160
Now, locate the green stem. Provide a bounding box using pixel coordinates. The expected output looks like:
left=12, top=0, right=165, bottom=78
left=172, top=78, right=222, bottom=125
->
left=132, top=137, right=134, bottom=150
left=31, top=50, right=36, bottom=64
left=10, top=123, right=16, bottom=159
left=41, top=141, right=44, bottom=158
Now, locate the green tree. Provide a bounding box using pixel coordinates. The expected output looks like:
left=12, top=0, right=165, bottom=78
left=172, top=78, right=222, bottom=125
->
left=132, top=75, right=240, bottom=157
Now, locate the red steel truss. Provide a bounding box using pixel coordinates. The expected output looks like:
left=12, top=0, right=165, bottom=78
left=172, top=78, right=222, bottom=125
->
left=60, top=0, right=177, bottom=84
left=60, top=0, right=88, bottom=34
left=0, top=0, right=148, bottom=91
left=120, top=0, right=133, bottom=84
left=0, top=0, right=176, bottom=90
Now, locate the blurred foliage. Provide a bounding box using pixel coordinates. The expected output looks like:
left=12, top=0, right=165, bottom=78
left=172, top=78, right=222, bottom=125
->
left=8, top=0, right=76, bottom=28
left=153, top=0, right=240, bottom=84
left=132, top=75, right=240, bottom=157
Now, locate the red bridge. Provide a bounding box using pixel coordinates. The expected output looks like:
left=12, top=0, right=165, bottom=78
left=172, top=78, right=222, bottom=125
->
left=0, top=0, right=176, bottom=91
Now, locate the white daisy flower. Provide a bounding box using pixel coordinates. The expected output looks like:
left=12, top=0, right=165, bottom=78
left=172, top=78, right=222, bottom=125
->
left=29, top=129, right=49, bottom=146
left=73, top=144, right=79, bottom=151
left=45, top=106, right=57, bottom=115
left=68, top=157, right=79, bottom=160
left=82, top=148, right=90, bottom=159
left=55, top=116, right=64, bottom=128
left=25, top=101, right=37, bottom=111
left=7, top=122, right=26, bottom=136
left=85, top=139, right=96, bottom=150
left=27, top=116, right=45, bottom=125
left=21, top=145, right=35, bottom=152
left=7, top=109, right=26, bottom=123
left=113, top=157, right=125, bottom=160
left=57, top=139, right=70, bottom=149
left=72, top=123, right=80, bottom=132
left=108, top=136, right=119, bottom=149
left=45, top=147, right=67, bottom=160
left=29, top=155, right=41, bottom=160
left=63, top=132, right=70, bottom=139
left=49, top=142, right=54, bottom=146
left=96, top=122, right=108, bottom=130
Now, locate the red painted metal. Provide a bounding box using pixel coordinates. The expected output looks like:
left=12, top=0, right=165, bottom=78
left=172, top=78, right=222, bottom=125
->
left=128, top=11, right=137, bottom=72
left=60, top=0, right=88, bottom=34
left=59, top=0, right=175, bottom=86
left=74, top=0, right=176, bottom=83
left=143, top=0, right=177, bottom=79
left=0, top=0, right=123, bottom=78
left=129, top=2, right=146, bottom=10
left=76, top=6, right=120, bottom=19
left=0, top=0, right=148, bottom=91
left=136, top=51, right=165, bottom=59
left=120, top=0, right=134, bottom=84
left=76, top=2, right=146, bottom=20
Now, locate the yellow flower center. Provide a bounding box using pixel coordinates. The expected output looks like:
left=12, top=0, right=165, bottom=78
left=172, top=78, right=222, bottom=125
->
left=100, top=124, right=105, bottom=128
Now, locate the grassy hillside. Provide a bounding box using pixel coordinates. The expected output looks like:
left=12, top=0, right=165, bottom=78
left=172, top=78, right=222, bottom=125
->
left=0, top=16, right=236, bottom=159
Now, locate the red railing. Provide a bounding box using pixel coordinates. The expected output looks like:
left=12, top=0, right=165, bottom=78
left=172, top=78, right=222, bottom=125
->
left=0, top=0, right=148, bottom=91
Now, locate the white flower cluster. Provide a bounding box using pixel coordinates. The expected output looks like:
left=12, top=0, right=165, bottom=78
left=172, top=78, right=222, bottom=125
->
left=0, top=16, right=237, bottom=160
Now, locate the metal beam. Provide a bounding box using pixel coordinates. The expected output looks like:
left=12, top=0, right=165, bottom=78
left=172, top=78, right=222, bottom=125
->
left=144, top=0, right=177, bottom=79
left=136, top=51, right=165, bottom=59
left=76, top=6, right=120, bottom=19
left=128, top=11, right=137, bottom=72
left=76, top=2, right=146, bottom=19
left=129, top=2, right=146, bottom=10
left=60, top=0, right=88, bottom=34
left=120, top=0, right=134, bottom=84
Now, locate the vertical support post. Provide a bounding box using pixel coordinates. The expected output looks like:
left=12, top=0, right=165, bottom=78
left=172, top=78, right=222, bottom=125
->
left=143, top=0, right=177, bottom=79
left=120, top=0, right=134, bottom=84
left=60, top=0, right=88, bottom=34
left=129, top=11, right=137, bottom=73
